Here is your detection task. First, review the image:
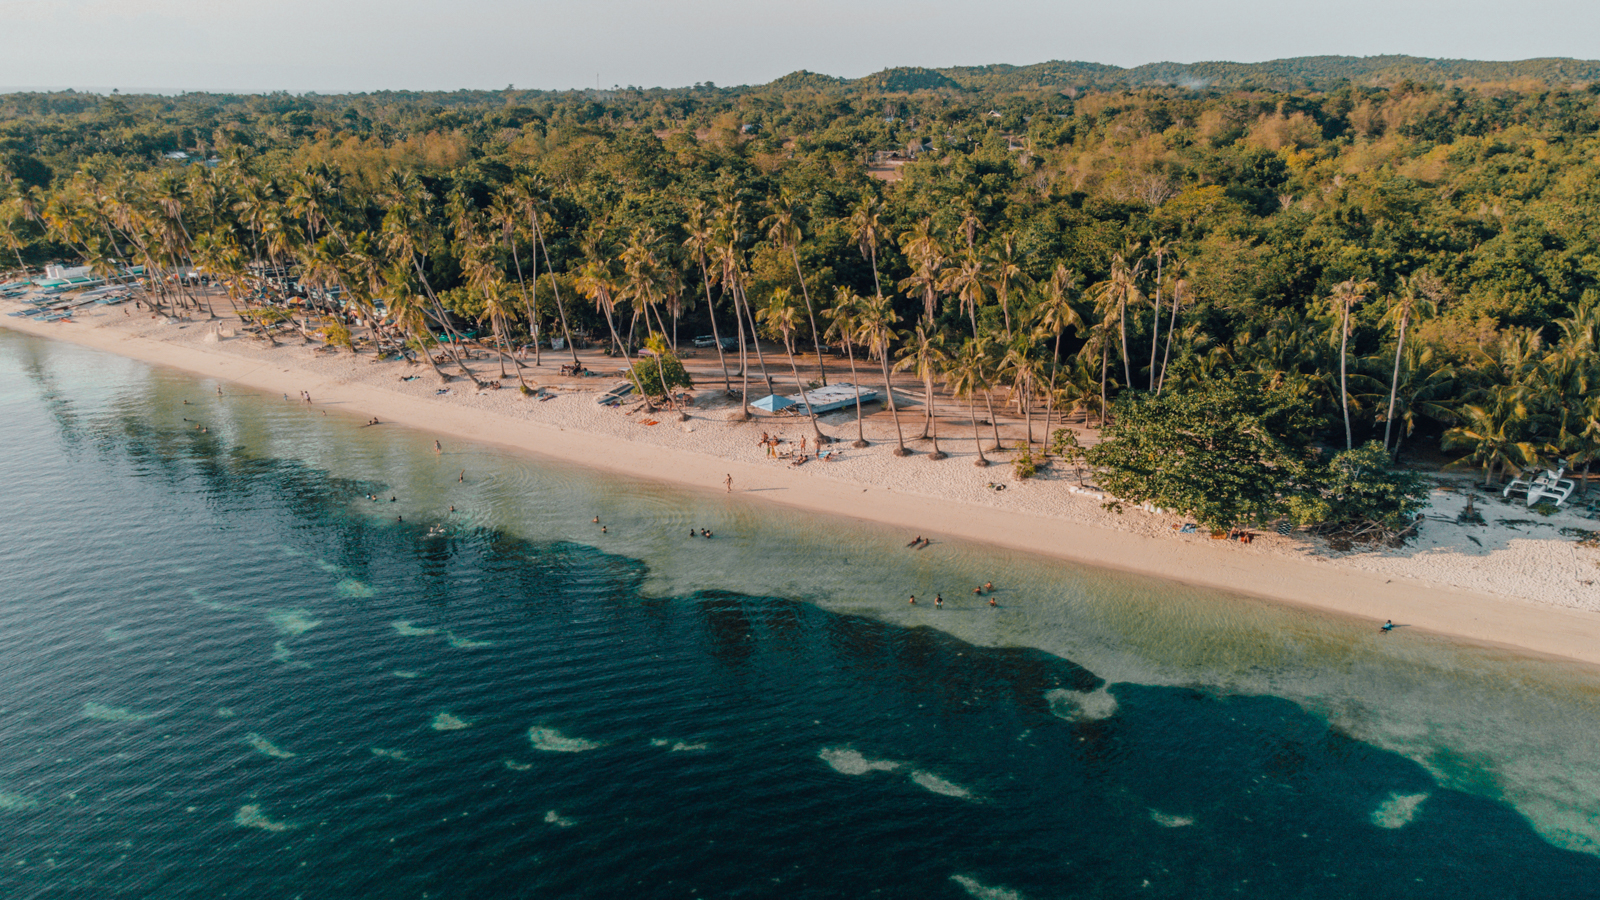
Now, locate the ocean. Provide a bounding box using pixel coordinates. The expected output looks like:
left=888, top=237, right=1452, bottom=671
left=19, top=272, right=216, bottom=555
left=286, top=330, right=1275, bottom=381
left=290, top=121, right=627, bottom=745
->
left=2, top=329, right=1598, bottom=899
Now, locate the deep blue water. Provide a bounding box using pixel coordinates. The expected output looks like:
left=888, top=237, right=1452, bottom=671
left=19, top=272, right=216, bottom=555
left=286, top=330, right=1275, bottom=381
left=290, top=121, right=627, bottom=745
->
left=2, top=331, right=1598, bottom=899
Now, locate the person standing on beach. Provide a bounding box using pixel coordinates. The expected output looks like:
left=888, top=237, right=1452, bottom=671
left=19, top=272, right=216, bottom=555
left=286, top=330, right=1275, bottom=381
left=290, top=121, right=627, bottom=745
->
left=725, top=474, right=733, bottom=493
left=434, top=440, right=442, bottom=455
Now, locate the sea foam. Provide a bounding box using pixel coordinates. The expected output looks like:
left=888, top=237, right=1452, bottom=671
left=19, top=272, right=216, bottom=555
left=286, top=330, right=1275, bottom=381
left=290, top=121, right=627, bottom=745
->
left=391, top=621, right=437, bottom=637
left=371, top=747, right=415, bottom=762
left=528, top=726, right=601, bottom=753
left=446, top=632, right=493, bottom=649
left=544, top=810, right=576, bottom=828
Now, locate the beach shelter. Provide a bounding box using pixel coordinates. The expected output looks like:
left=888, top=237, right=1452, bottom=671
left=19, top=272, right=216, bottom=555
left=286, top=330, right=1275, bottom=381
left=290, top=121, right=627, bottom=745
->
left=751, top=394, right=797, bottom=413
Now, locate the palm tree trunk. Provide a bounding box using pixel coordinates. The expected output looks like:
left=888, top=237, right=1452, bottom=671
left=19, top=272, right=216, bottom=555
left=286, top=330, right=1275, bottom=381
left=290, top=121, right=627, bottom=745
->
left=508, top=239, right=541, bottom=368
left=845, top=341, right=868, bottom=447
left=969, top=394, right=988, bottom=466
left=1340, top=304, right=1353, bottom=450
left=881, top=353, right=908, bottom=456
left=985, top=390, right=1003, bottom=451
left=734, top=284, right=751, bottom=420
left=532, top=221, right=580, bottom=366
left=734, top=273, right=773, bottom=394
left=791, top=247, right=827, bottom=386
left=698, top=259, right=731, bottom=393
left=1384, top=314, right=1407, bottom=452
left=785, top=338, right=825, bottom=443
left=1157, top=291, right=1180, bottom=395
left=927, top=374, right=945, bottom=459
left=1119, top=299, right=1133, bottom=389
left=1099, top=342, right=1109, bottom=427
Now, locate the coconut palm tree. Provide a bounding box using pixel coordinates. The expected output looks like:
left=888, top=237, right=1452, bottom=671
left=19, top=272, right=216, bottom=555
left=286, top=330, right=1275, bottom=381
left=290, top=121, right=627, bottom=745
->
left=895, top=323, right=950, bottom=460
left=1034, top=263, right=1084, bottom=448
left=897, top=219, right=945, bottom=325
left=575, top=254, right=628, bottom=358
left=849, top=196, right=886, bottom=300
left=947, top=339, right=992, bottom=466
left=984, top=232, right=1029, bottom=336
left=856, top=292, right=909, bottom=456
left=1001, top=337, right=1044, bottom=450
left=490, top=189, right=541, bottom=367
left=1379, top=274, right=1439, bottom=453
left=824, top=287, right=871, bottom=447
left=683, top=199, right=732, bottom=393
left=761, top=192, right=827, bottom=385
left=1144, top=237, right=1173, bottom=391
left=938, top=250, right=986, bottom=338
left=758, top=287, right=827, bottom=443
left=1085, top=251, right=1144, bottom=391
left=1155, top=270, right=1188, bottom=395
left=1321, top=278, right=1376, bottom=450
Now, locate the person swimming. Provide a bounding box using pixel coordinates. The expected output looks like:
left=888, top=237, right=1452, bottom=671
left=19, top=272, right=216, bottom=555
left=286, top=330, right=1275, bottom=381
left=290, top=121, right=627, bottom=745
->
left=988, top=597, right=997, bottom=607
left=908, top=595, right=916, bottom=605
left=983, top=581, right=993, bottom=592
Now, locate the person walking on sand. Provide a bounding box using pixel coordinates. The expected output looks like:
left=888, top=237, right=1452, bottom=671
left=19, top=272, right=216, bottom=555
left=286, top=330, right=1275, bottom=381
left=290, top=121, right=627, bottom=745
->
left=434, top=440, right=442, bottom=455
left=725, top=474, right=734, bottom=493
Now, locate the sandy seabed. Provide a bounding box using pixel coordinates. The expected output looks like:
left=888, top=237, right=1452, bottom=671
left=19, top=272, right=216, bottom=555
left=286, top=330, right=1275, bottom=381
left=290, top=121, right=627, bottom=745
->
left=7, top=297, right=1600, bottom=666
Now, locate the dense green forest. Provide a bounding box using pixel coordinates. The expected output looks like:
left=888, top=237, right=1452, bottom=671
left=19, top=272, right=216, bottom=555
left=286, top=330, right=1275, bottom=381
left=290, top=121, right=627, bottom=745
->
left=4, top=56, right=1600, bottom=530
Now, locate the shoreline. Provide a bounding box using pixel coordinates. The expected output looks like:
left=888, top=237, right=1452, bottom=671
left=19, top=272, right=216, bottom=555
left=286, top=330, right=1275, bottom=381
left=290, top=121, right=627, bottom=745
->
left=6, top=304, right=1600, bottom=668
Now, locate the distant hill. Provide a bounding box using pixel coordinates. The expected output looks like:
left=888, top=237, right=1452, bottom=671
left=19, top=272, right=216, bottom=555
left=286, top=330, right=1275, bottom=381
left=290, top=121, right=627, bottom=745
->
left=762, top=56, right=1600, bottom=94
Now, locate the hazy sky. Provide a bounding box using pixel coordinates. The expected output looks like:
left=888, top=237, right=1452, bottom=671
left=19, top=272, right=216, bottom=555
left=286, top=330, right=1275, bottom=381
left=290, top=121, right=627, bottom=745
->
left=2, top=0, right=1597, bottom=93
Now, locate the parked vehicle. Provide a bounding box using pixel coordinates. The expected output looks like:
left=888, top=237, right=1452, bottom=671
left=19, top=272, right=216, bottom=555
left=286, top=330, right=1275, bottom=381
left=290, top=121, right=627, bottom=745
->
left=693, top=335, right=738, bottom=349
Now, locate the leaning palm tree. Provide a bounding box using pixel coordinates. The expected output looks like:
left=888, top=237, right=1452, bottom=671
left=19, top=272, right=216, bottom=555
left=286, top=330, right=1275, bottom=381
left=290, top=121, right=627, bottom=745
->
left=575, top=255, right=628, bottom=358
left=490, top=189, right=541, bottom=367
left=758, top=287, right=827, bottom=443
left=1380, top=275, right=1439, bottom=453
left=1321, top=278, right=1376, bottom=450
left=947, top=339, right=993, bottom=466
left=857, top=292, right=908, bottom=456
left=761, top=192, right=827, bottom=385
left=824, top=287, right=872, bottom=447
left=895, top=323, right=950, bottom=460
left=683, top=199, right=732, bottom=393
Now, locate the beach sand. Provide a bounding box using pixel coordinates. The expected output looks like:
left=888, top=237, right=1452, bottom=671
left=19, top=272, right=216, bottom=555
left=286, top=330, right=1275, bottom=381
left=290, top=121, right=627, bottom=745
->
left=7, top=299, right=1600, bottom=666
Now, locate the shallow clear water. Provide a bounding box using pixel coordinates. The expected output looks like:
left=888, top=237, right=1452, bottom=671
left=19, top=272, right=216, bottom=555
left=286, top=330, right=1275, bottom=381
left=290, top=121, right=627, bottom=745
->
left=2, top=330, right=1599, bottom=899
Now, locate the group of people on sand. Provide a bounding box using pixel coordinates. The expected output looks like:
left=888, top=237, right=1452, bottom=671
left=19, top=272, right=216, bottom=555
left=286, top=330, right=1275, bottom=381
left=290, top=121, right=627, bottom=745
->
left=909, top=583, right=998, bottom=609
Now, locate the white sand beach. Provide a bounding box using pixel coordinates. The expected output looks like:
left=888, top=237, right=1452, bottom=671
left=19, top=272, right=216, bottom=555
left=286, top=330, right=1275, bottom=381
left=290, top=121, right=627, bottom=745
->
left=7, top=299, right=1600, bottom=665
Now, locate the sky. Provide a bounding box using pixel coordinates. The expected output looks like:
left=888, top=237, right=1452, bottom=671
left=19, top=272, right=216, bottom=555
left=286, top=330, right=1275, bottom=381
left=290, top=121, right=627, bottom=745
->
left=1, top=0, right=1597, bottom=94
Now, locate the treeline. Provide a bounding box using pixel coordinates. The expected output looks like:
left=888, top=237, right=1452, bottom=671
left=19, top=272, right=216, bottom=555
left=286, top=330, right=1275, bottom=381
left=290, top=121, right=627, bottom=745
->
left=3, top=71, right=1600, bottom=510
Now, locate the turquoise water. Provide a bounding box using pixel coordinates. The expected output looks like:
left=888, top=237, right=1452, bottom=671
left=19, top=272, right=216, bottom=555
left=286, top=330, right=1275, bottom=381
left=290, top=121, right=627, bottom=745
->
left=2, top=329, right=1599, bottom=899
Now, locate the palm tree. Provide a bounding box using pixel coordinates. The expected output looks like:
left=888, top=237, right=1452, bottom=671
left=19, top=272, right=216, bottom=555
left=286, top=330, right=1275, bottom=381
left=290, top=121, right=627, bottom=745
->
left=1443, top=403, right=1540, bottom=488
left=1034, top=264, right=1084, bottom=448
left=1085, top=252, right=1144, bottom=391
left=984, top=232, right=1029, bottom=336
left=758, top=287, right=827, bottom=443
left=1144, top=237, right=1173, bottom=390
left=1380, top=275, right=1439, bottom=453
left=856, top=292, right=909, bottom=456
left=1321, top=278, right=1376, bottom=450
left=761, top=192, right=827, bottom=385
left=1155, top=271, right=1188, bottom=395
left=512, top=179, right=580, bottom=366
left=938, top=250, right=986, bottom=338
left=895, top=323, right=950, bottom=460
left=897, top=219, right=945, bottom=325
left=825, top=287, right=871, bottom=447
left=849, top=196, right=886, bottom=299
left=491, top=189, right=541, bottom=367
left=947, top=339, right=993, bottom=466
left=683, top=199, right=732, bottom=393
left=1001, top=338, right=1043, bottom=450
left=575, top=255, right=628, bottom=358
